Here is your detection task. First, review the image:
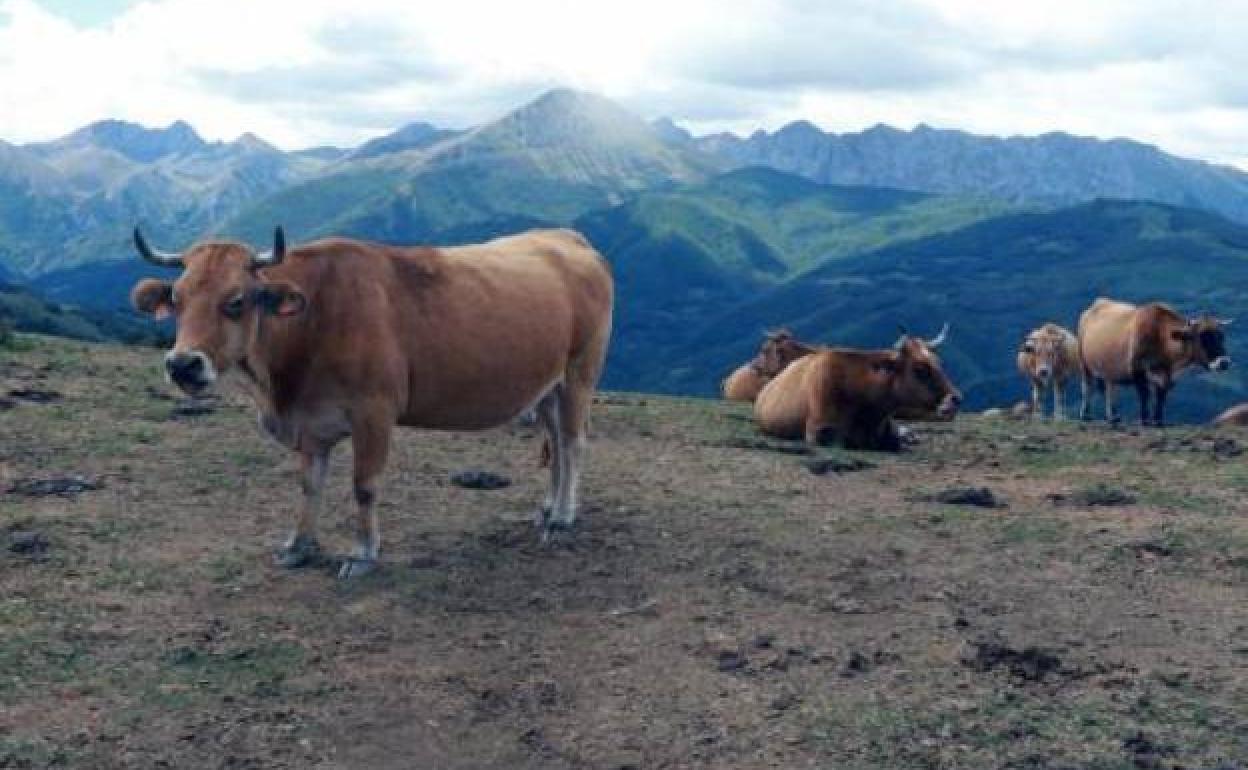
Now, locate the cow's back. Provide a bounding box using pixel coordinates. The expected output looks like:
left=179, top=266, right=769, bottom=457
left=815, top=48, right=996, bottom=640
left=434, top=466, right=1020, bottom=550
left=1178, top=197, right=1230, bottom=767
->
left=723, top=364, right=765, bottom=402
left=281, top=229, right=612, bottom=431
left=1078, top=299, right=1137, bottom=382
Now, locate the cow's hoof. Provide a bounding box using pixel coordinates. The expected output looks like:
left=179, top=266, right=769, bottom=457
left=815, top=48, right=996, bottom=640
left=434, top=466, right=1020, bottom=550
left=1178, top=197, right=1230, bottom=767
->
left=337, top=557, right=377, bottom=580
left=534, top=504, right=553, bottom=530
left=539, top=519, right=575, bottom=545
left=274, top=537, right=321, bottom=569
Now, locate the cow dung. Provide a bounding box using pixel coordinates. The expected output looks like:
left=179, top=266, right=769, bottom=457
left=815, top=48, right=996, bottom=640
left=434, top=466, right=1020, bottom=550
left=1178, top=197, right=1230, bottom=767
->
left=7, top=475, right=101, bottom=497
left=451, top=470, right=512, bottom=490
left=8, top=530, right=49, bottom=556
left=930, top=486, right=1003, bottom=508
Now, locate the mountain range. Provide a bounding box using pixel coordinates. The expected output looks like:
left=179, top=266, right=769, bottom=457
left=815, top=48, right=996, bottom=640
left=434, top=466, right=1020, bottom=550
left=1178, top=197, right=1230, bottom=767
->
left=6, top=88, right=1248, bottom=419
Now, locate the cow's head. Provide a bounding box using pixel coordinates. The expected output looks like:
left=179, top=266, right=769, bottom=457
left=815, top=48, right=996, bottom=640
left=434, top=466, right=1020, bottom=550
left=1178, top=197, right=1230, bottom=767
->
left=752, top=329, right=815, bottom=377
left=887, top=325, right=960, bottom=420
left=1020, top=326, right=1063, bottom=384
left=1173, top=315, right=1233, bottom=372
left=890, top=324, right=960, bottom=420
left=130, top=227, right=305, bottom=395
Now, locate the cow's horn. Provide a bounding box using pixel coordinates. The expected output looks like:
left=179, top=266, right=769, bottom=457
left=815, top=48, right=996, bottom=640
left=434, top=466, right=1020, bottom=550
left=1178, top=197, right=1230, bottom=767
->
left=1219, top=317, right=1235, bottom=326
left=927, top=322, right=950, bottom=349
left=251, top=226, right=286, bottom=268
left=133, top=227, right=183, bottom=267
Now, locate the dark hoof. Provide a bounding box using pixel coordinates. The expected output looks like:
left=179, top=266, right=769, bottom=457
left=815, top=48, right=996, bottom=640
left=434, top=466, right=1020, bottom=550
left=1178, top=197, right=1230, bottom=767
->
left=338, top=557, right=378, bottom=580
left=274, top=536, right=321, bottom=569
left=539, top=519, right=575, bottom=545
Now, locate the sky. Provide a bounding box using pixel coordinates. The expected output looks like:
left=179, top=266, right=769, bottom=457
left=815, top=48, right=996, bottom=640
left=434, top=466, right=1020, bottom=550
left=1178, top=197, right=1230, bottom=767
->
left=2, top=0, right=1247, bottom=169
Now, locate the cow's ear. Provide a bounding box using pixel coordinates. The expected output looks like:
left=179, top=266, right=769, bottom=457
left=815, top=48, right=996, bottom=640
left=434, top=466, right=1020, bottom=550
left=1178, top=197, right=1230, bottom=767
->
left=131, top=279, right=174, bottom=320
left=1021, top=340, right=1036, bottom=354
left=254, top=281, right=306, bottom=317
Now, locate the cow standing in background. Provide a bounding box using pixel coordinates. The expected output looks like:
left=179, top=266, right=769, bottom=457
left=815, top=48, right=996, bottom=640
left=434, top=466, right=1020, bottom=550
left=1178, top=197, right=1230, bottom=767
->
left=131, top=227, right=613, bottom=578
left=1078, top=298, right=1231, bottom=426
left=1016, top=323, right=1081, bottom=419
left=753, top=331, right=961, bottom=451
left=722, top=330, right=816, bottom=402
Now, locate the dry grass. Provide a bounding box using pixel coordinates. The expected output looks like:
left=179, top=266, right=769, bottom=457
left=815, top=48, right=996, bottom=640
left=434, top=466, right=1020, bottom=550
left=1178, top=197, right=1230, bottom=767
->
left=2, top=336, right=1247, bottom=769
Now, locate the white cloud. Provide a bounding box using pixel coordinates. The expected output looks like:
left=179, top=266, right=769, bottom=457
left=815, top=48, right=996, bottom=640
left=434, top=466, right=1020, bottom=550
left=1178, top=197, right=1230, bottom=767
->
left=2, top=0, right=1248, bottom=169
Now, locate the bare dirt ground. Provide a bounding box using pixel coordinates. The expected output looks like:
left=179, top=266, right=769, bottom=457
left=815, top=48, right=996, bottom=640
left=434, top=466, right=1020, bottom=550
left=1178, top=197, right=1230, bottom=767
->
left=2, top=336, right=1247, bottom=769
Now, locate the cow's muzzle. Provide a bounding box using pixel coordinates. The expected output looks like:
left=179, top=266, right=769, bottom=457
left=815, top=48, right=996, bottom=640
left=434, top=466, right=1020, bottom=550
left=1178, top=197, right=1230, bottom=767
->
left=165, top=350, right=217, bottom=394
left=1209, top=356, right=1232, bottom=372
left=936, top=392, right=962, bottom=420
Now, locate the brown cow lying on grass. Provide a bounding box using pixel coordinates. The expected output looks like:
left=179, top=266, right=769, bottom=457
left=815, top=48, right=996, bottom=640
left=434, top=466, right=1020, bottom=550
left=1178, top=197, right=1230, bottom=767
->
left=1016, top=323, right=1080, bottom=419
left=753, top=331, right=961, bottom=451
left=131, top=226, right=613, bottom=578
left=721, top=329, right=816, bottom=402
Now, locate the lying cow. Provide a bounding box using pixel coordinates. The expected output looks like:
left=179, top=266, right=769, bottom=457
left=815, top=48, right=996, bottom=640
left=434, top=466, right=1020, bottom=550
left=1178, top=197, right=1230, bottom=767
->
left=753, top=331, right=961, bottom=451
left=1016, top=323, right=1080, bottom=419
left=131, top=227, right=613, bottom=578
left=722, top=329, right=815, bottom=402
left=1078, top=298, right=1231, bottom=426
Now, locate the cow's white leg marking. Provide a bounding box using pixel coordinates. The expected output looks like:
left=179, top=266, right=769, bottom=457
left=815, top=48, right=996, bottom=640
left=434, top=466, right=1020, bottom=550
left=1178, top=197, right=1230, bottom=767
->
left=1079, top=372, right=1093, bottom=420
left=534, top=386, right=564, bottom=529
left=1052, top=378, right=1066, bottom=420
left=1103, top=381, right=1120, bottom=424
left=1031, top=381, right=1044, bottom=418
left=275, top=449, right=327, bottom=568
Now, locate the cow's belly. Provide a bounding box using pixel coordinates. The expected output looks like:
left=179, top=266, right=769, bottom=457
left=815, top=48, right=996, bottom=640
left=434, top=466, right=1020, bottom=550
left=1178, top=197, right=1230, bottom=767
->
left=399, top=361, right=564, bottom=431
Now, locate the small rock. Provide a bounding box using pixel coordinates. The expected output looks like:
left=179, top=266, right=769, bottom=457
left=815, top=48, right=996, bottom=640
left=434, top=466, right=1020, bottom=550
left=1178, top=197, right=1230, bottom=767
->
left=841, top=651, right=871, bottom=677
left=931, top=486, right=1003, bottom=508
left=170, top=399, right=217, bottom=419
left=7, top=387, right=61, bottom=403
left=716, top=650, right=748, bottom=672
left=8, top=530, right=49, bottom=556
left=770, top=693, right=798, bottom=712
left=450, top=470, right=512, bottom=490
left=804, top=456, right=875, bottom=475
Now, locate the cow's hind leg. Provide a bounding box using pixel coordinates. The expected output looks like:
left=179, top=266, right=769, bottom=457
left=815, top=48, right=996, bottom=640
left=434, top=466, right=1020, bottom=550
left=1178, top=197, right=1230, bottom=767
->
left=543, top=322, right=610, bottom=540
left=340, top=415, right=391, bottom=579
left=275, top=447, right=330, bottom=568
left=1079, top=369, right=1094, bottom=420
left=533, top=385, right=564, bottom=532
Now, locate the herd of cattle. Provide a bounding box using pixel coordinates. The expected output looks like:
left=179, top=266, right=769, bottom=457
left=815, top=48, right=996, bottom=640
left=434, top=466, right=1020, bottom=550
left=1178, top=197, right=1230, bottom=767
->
left=723, top=298, right=1238, bottom=445
left=124, top=225, right=1240, bottom=578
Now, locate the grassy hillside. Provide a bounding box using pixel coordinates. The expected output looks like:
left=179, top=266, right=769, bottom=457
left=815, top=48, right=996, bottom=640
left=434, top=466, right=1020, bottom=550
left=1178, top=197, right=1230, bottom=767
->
left=576, top=168, right=1015, bottom=389
left=0, top=282, right=158, bottom=345
left=3, top=335, right=1247, bottom=768
left=647, top=199, right=1248, bottom=422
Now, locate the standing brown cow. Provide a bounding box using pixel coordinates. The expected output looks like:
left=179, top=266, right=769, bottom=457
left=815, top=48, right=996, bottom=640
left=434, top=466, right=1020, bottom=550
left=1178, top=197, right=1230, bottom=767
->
left=1016, top=323, right=1080, bottom=419
left=1078, top=298, right=1231, bottom=426
left=130, top=227, right=613, bottom=578
left=721, top=329, right=815, bottom=402
left=753, top=332, right=961, bottom=451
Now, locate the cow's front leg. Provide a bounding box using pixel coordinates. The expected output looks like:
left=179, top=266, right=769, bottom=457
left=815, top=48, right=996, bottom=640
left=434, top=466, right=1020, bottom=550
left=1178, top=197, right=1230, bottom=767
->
left=340, top=418, right=391, bottom=580
left=1031, top=381, right=1044, bottom=419
left=275, top=448, right=329, bottom=568
left=1132, top=372, right=1151, bottom=426
left=1104, top=381, right=1120, bottom=425
left=1052, top=380, right=1066, bottom=421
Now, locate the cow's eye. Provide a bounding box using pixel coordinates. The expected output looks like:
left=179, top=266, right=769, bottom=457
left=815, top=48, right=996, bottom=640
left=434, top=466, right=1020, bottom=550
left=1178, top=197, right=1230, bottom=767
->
left=222, top=294, right=246, bottom=320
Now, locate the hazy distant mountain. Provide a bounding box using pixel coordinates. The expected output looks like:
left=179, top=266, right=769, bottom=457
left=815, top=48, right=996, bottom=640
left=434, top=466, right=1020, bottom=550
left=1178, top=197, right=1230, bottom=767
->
left=224, top=89, right=720, bottom=246
left=697, top=122, right=1248, bottom=224
left=347, top=122, right=462, bottom=160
